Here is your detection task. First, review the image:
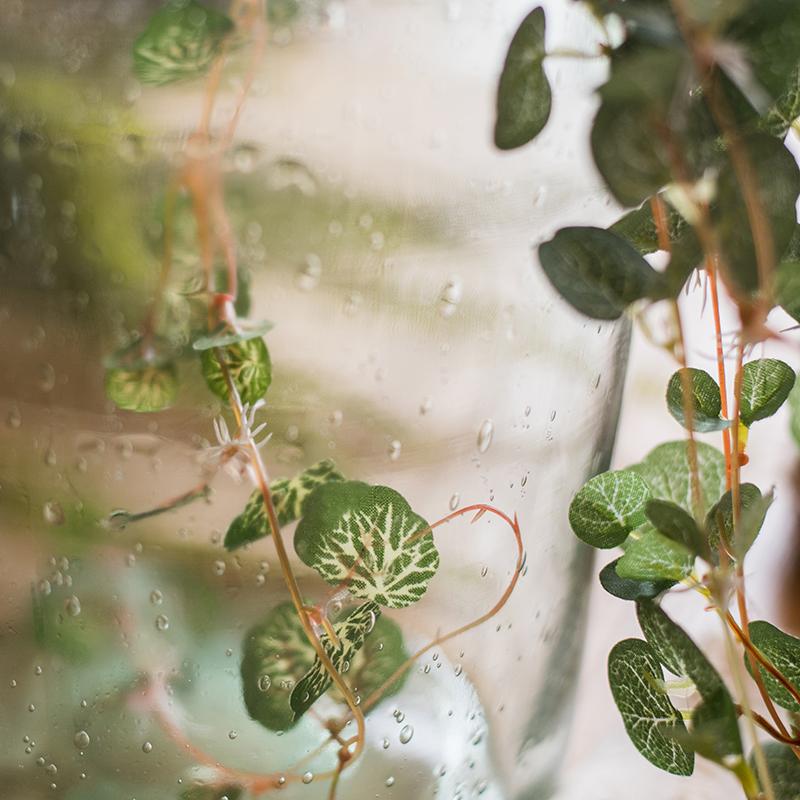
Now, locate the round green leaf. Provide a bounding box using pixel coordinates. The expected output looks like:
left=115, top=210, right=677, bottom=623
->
left=666, top=368, right=728, bottom=433
left=608, top=638, right=694, bottom=776
left=740, top=358, right=796, bottom=426
left=538, top=226, right=665, bottom=320
left=105, top=363, right=179, bottom=413
left=133, top=0, right=234, bottom=87
left=240, top=603, right=315, bottom=732
left=200, top=338, right=271, bottom=406
left=704, top=483, right=766, bottom=559
left=192, top=320, right=274, bottom=351
left=494, top=7, right=551, bottom=150
left=294, top=481, right=439, bottom=609
left=568, top=470, right=652, bottom=548
left=599, top=558, right=675, bottom=601
left=746, top=621, right=800, bottom=713
left=615, top=529, right=694, bottom=583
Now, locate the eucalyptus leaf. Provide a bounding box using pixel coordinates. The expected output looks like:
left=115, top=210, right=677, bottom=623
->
left=494, top=7, right=551, bottom=150
left=776, top=260, right=800, bottom=323
left=192, top=320, right=274, bottom=351
left=607, top=638, right=694, bottom=775
left=746, top=621, right=800, bottom=712
left=224, top=459, right=346, bottom=551
left=538, top=226, right=665, bottom=320
left=705, top=483, right=769, bottom=559
left=133, top=0, right=234, bottom=87
left=241, top=603, right=316, bottom=732
left=666, top=368, right=728, bottom=433
left=616, top=528, right=694, bottom=583
left=790, top=379, right=800, bottom=447
left=105, top=363, right=179, bottom=413
left=599, top=558, right=675, bottom=601
left=645, top=498, right=708, bottom=560
left=294, top=481, right=439, bottom=608
left=740, top=358, right=796, bottom=426
left=200, top=338, right=272, bottom=406
left=753, top=742, right=800, bottom=799
left=568, top=470, right=651, bottom=549
left=290, top=601, right=380, bottom=719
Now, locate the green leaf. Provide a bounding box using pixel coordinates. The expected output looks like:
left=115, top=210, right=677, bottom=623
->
left=568, top=470, right=652, bottom=549
left=268, top=0, right=300, bottom=26
left=105, top=363, right=179, bottom=413
left=599, top=558, right=675, bottom=601
left=616, top=529, right=694, bottom=582
left=294, top=481, right=439, bottom=609
left=790, top=378, right=800, bottom=447
left=645, top=499, right=708, bottom=560
left=537, top=226, right=665, bottom=320
left=607, top=638, right=694, bottom=776
left=762, top=65, right=800, bottom=137
left=200, top=338, right=272, bottom=406
left=666, top=368, right=728, bottom=433
left=776, top=260, right=800, bottom=323
left=494, top=7, right=551, bottom=150
left=715, top=134, right=800, bottom=295
left=740, top=358, right=796, bottom=426
left=133, top=0, right=234, bottom=87
left=705, top=484, right=770, bottom=560
left=224, top=460, right=346, bottom=551
left=754, top=742, right=800, bottom=799
left=240, top=602, right=315, bottom=732
left=290, top=602, right=380, bottom=719
left=180, top=785, right=243, bottom=800
left=192, top=320, right=274, bottom=351
left=746, top=621, right=800, bottom=713
left=631, top=441, right=727, bottom=514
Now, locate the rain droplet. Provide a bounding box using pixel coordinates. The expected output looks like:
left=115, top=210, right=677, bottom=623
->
left=302, top=772, right=313, bottom=784
left=155, top=614, right=170, bottom=632
left=65, top=595, right=81, bottom=617
left=385, top=776, right=395, bottom=787
left=142, top=741, right=153, bottom=754
left=258, top=675, right=272, bottom=692
left=382, top=737, right=390, bottom=750
left=150, top=590, right=163, bottom=605
left=476, top=419, right=494, bottom=453
left=73, top=731, right=90, bottom=750
left=228, top=730, right=238, bottom=740
left=399, top=725, right=414, bottom=744
left=42, top=500, right=64, bottom=526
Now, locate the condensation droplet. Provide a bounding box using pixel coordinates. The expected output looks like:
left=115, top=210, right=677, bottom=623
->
left=150, top=590, right=163, bottom=605
left=382, top=737, right=390, bottom=750
left=302, top=772, right=313, bottom=784
left=476, top=419, right=494, bottom=453
left=385, top=776, right=395, bottom=787
left=228, top=730, right=238, bottom=740
left=258, top=675, right=272, bottom=692
left=142, top=741, right=153, bottom=754
left=155, top=614, right=170, bottom=632
left=38, top=579, right=52, bottom=596
left=399, top=725, right=414, bottom=744
left=43, top=500, right=64, bottom=526
left=65, top=595, right=81, bottom=617
left=73, top=731, right=90, bottom=750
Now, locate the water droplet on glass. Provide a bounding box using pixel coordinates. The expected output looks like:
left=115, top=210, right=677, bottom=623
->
left=44, top=447, right=57, bottom=467
left=34, top=665, right=42, bottom=675
left=155, top=614, right=170, bottom=632
left=38, top=579, right=51, bottom=596
left=142, top=741, right=153, bottom=754
left=150, top=590, right=163, bottom=605
left=476, top=419, right=494, bottom=453
left=419, top=397, right=432, bottom=415
left=232, top=143, right=260, bottom=174
left=38, top=363, right=56, bottom=392
left=399, top=725, right=414, bottom=744
left=388, top=439, right=402, bottom=461
left=213, top=560, right=226, bottom=576
left=265, top=158, right=318, bottom=195
left=449, top=493, right=460, bottom=511
left=46, top=762, right=57, bottom=775
left=382, top=737, right=390, bottom=750
left=438, top=277, right=462, bottom=317
left=454, top=664, right=463, bottom=676
left=228, top=730, right=238, bottom=740
left=65, top=595, right=81, bottom=617
left=480, top=566, right=488, bottom=578
left=385, top=776, right=395, bottom=787
left=73, top=731, right=90, bottom=750
left=302, top=772, right=313, bottom=784
left=6, top=406, right=21, bottom=428
left=42, top=500, right=64, bottom=526
left=258, top=675, right=272, bottom=692
left=296, top=253, right=322, bottom=291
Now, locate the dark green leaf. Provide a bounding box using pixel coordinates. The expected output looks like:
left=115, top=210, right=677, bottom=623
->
left=607, top=638, right=694, bottom=775
left=133, top=0, right=234, bottom=86
left=753, top=742, right=800, bottom=799
left=715, top=134, right=800, bottom=295
left=705, top=484, right=769, bottom=560
left=568, top=470, right=651, bottom=549
left=180, top=785, right=243, bottom=800
left=224, top=459, right=345, bottom=550
left=201, top=338, right=271, bottom=406
left=241, top=603, right=315, bottom=732
left=790, top=379, right=800, bottom=447
left=494, top=8, right=551, bottom=150
left=537, top=226, right=665, bottom=320
left=290, top=602, right=380, bottom=719
left=105, top=363, right=179, bottom=413
left=645, top=499, right=708, bottom=559
left=776, top=260, right=800, bottom=323
left=666, top=368, right=728, bottom=433
left=599, top=558, right=675, bottom=601
left=192, top=320, right=273, bottom=351
left=740, top=358, right=796, bottom=426
left=747, top=621, right=800, bottom=712
left=294, top=481, right=439, bottom=608
left=616, top=529, right=694, bottom=582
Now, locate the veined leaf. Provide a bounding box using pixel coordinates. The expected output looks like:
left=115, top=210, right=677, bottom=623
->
left=105, top=363, right=179, bottom=413
left=753, top=742, right=800, bottom=799
left=740, top=358, right=796, bottom=426
left=192, top=320, right=274, bottom=351
left=790, top=378, right=800, bottom=447
left=241, top=603, right=316, bottom=732
left=290, top=602, right=380, bottom=719
left=705, top=484, right=769, bottom=560
left=631, top=441, right=726, bottom=514
left=133, top=0, right=234, bottom=87
left=224, top=460, right=345, bottom=551
left=494, top=7, right=551, bottom=150
left=616, top=528, right=694, bottom=582
left=537, top=226, right=665, bottom=320
left=599, top=558, right=675, bottom=601
left=568, top=470, right=651, bottom=549
left=200, top=338, right=271, bottom=406
left=666, top=368, right=728, bottom=433
left=294, top=481, right=439, bottom=609
left=645, top=499, right=708, bottom=560
left=747, top=621, right=800, bottom=713
left=607, top=638, right=694, bottom=775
